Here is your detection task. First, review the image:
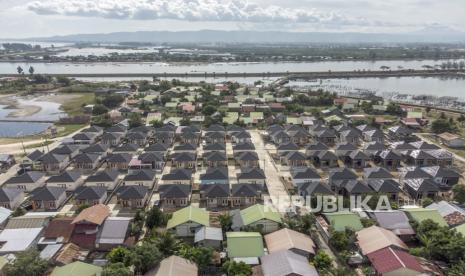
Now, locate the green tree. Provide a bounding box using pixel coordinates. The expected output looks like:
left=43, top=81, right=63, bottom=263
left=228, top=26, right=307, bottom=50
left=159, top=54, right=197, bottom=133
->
left=313, top=251, right=333, bottom=271
left=453, top=185, right=465, bottom=204
left=329, top=231, right=349, bottom=251
left=421, top=197, right=434, bottom=208
left=146, top=206, right=169, bottom=229
left=129, top=113, right=143, bottom=128
left=154, top=231, right=181, bottom=257
left=448, top=260, right=465, bottom=276
left=28, top=66, right=35, bottom=75
left=75, top=203, right=90, bottom=214
left=4, top=249, right=50, bottom=276
left=219, top=213, right=233, bottom=232
left=222, top=260, right=252, bottom=276
left=16, top=65, right=23, bottom=75
left=129, top=241, right=163, bottom=274
left=92, top=104, right=109, bottom=116
left=100, top=94, right=125, bottom=108
left=107, top=246, right=131, bottom=265
left=178, top=245, right=213, bottom=270
left=202, top=105, right=217, bottom=116
left=150, top=120, right=163, bottom=128
left=101, top=263, right=132, bottom=276
left=431, top=118, right=456, bottom=134
left=386, top=102, right=403, bottom=116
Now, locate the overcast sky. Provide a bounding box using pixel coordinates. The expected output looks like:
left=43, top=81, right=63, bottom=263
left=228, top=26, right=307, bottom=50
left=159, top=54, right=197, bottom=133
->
left=1, top=0, right=464, bottom=38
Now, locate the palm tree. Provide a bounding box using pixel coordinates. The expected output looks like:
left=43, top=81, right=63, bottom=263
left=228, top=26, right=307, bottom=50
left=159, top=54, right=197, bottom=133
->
left=418, top=234, right=434, bottom=259
left=154, top=231, right=181, bottom=257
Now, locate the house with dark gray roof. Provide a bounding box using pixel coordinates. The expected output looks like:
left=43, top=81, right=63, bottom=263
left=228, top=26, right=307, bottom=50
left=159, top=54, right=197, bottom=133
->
left=231, top=131, right=251, bottom=144
left=387, top=126, right=414, bottom=141
left=298, top=182, right=333, bottom=198
left=291, top=167, right=321, bottom=188
left=366, top=179, right=402, bottom=200
left=72, top=132, right=98, bottom=144
left=161, top=168, right=192, bottom=185
left=233, top=142, right=255, bottom=153
left=158, top=184, right=191, bottom=208
left=428, top=149, right=453, bottom=167
left=173, top=143, right=197, bottom=153
left=46, top=170, right=84, bottom=191
left=407, top=150, right=436, bottom=167
left=237, top=167, right=266, bottom=186
left=179, top=131, right=200, bottom=144
left=200, top=184, right=230, bottom=209
left=50, top=145, right=81, bottom=159
left=203, top=143, right=226, bottom=153
left=113, top=143, right=139, bottom=154
left=203, top=151, right=228, bottom=167
left=234, top=151, right=259, bottom=168
left=335, top=143, right=357, bottom=157
left=200, top=167, right=228, bottom=185
left=101, top=132, right=123, bottom=146
left=30, top=186, right=67, bottom=211
left=421, top=166, right=460, bottom=190
left=346, top=150, right=370, bottom=169
left=21, top=150, right=44, bottom=171
left=144, top=143, right=169, bottom=154
left=3, top=171, right=46, bottom=192
left=403, top=178, right=439, bottom=200
left=73, top=153, right=101, bottom=173
left=171, top=152, right=196, bottom=169
left=116, top=185, right=148, bottom=209
left=342, top=180, right=372, bottom=196
left=362, top=128, right=384, bottom=143
left=106, top=153, right=133, bottom=171
left=281, top=151, right=307, bottom=167
left=376, top=150, right=402, bottom=170
left=205, top=124, right=225, bottom=133
left=364, top=167, right=393, bottom=180
left=305, top=142, right=329, bottom=157
left=314, top=151, right=338, bottom=168
left=85, top=170, right=119, bottom=190
left=363, top=141, right=386, bottom=157
left=314, top=128, right=337, bottom=146
left=39, top=153, right=69, bottom=175
left=154, top=131, right=175, bottom=144
left=106, top=124, right=128, bottom=134
left=231, top=184, right=262, bottom=207
left=328, top=168, right=357, bottom=192
left=0, top=188, right=24, bottom=210
left=126, top=131, right=148, bottom=146
left=205, top=131, right=225, bottom=144
left=270, top=130, right=291, bottom=145
left=367, top=211, right=415, bottom=240
left=74, top=186, right=108, bottom=206
left=123, top=170, right=156, bottom=188
left=129, top=125, right=155, bottom=136
left=288, top=128, right=309, bottom=145
left=339, top=129, right=361, bottom=145
left=276, top=142, right=299, bottom=155
left=81, top=144, right=109, bottom=158
left=81, top=125, right=104, bottom=136
left=137, top=152, right=165, bottom=172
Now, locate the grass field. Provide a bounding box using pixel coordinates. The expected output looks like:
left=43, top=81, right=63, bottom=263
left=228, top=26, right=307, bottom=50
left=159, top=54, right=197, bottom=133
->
left=60, top=93, right=96, bottom=116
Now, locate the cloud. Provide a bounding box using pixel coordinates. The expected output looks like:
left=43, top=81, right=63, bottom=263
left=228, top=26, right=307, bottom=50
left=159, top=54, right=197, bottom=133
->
left=27, top=0, right=368, bottom=26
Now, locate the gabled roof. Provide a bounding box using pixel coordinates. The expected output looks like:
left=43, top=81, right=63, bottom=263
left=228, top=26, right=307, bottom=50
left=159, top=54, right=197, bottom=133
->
left=277, top=142, right=299, bottom=151
left=106, top=153, right=133, bottom=163
left=367, top=247, right=423, bottom=275
left=129, top=125, right=155, bottom=133
left=323, top=211, right=363, bottom=231
left=145, top=143, right=169, bottom=152
left=379, top=150, right=402, bottom=160
left=335, top=143, right=357, bottom=151
left=299, top=182, right=333, bottom=196
left=237, top=167, right=265, bottom=180
left=226, top=232, right=264, bottom=258
left=81, top=125, right=103, bottom=133
left=364, top=141, right=386, bottom=151
left=73, top=153, right=100, bottom=164
left=101, top=132, right=122, bottom=140
left=200, top=184, right=229, bottom=198
left=0, top=188, right=22, bottom=202
left=239, top=204, right=282, bottom=225
left=96, top=217, right=131, bottom=245
left=329, top=168, right=357, bottom=181
left=404, top=208, right=447, bottom=227
left=86, top=170, right=119, bottom=183
left=171, top=152, right=196, bottom=162
left=203, top=151, right=227, bottom=162
left=124, top=169, right=155, bottom=181
left=139, top=152, right=164, bottom=162
left=30, top=186, right=66, bottom=201
left=343, top=180, right=372, bottom=194
left=173, top=143, right=197, bottom=152
left=43, top=217, right=75, bottom=243
left=161, top=168, right=192, bottom=181
left=261, top=250, right=318, bottom=276
left=166, top=205, right=209, bottom=229
left=315, top=128, right=337, bottom=138
left=113, top=143, right=139, bottom=153
left=364, top=167, right=393, bottom=179
left=264, top=228, right=315, bottom=255
left=200, top=167, right=228, bottom=180
left=392, top=141, right=416, bottom=151
left=388, top=125, right=412, bottom=135
left=71, top=204, right=110, bottom=225
left=291, top=167, right=320, bottom=180
left=72, top=132, right=96, bottom=141
left=50, top=145, right=80, bottom=156
left=235, top=151, right=259, bottom=161
left=203, top=143, right=226, bottom=151
left=349, top=150, right=369, bottom=160
left=399, top=166, right=431, bottom=179
left=26, top=150, right=43, bottom=161
left=403, top=178, right=439, bottom=193
left=366, top=179, right=401, bottom=193
left=285, top=151, right=306, bottom=161
left=410, top=141, right=440, bottom=150
left=409, top=150, right=434, bottom=160
left=364, top=129, right=384, bottom=138
left=4, top=171, right=45, bottom=185
left=47, top=171, right=82, bottom=183
left=81, top=143, right=109, bottom=154
left=194, top=226, right=223, bottom=243
left=205, top=124, right=225, bottom=132
left=39, top=153, right=67, bottom=164
left=50, top=261, right=102, bottom=276
left=74, top=186, right=107, bottom=200
left=232, top=131, right=251, bottom=139
left=305, top=142, right=329, bottom=151
left=356, top=225, right=408, bottom=255
left=340, top=129, right=361, bottom=138
left=369, top=211, right=415, bottom=236
left=317, top=150, right=338, bottom=160
left=158, top=184, right=191, bottom=198
left=151, top=255, right=198, bottom=276
left=126, top=131, right=147, bottom=140
left=231, top=183, right=261, bottom=197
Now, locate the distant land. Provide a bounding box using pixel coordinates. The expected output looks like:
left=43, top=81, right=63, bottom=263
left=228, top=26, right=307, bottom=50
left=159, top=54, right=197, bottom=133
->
left=20, top=28, right=465, bottom=44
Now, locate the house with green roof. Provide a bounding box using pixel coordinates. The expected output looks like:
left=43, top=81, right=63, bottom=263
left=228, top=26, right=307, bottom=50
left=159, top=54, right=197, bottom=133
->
left=323, top=211, right=364, bottom=232
left=51, top=261, right=102, bottom=276
left=226, top=232, right=264, bottom=264
left=165, top=102, right=178, bottom=109
left=231, top=204, right=282, bottom=233
left=286, top=117, right=302, bottom=125
left=167, top=205, right=210, bottom=237
left=223, top=112, right=239, bottom=124
left=403, top=208, right=447, bottom=227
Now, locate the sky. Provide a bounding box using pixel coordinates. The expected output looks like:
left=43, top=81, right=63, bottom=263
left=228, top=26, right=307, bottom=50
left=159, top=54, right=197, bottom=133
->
left=0, top=0, right=464, bottom=38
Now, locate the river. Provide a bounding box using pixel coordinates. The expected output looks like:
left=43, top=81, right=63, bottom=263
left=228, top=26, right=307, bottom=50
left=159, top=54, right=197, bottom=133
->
left=1, top=59, right=464, bottom=75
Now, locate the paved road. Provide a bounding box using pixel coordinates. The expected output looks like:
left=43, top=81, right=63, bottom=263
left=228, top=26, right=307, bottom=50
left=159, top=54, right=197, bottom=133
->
left=249, top=130, right=290, bottom=212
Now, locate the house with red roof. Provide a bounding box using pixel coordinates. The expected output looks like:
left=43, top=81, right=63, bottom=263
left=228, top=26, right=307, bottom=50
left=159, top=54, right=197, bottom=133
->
left=367, top=247, right=424, bottom=276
